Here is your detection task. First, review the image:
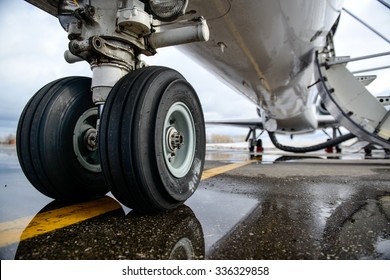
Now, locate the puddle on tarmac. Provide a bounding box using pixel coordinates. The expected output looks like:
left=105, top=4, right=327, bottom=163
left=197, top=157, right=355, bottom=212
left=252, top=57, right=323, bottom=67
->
left=205, top=145, right=389, bottom=164
left=375, top=237, right=390, bottom=259
left=186, top=188, right=259, bottom=253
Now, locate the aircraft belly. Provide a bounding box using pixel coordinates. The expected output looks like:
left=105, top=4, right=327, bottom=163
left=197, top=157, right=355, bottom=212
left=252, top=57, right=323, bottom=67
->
left=180, top=0, right=344, bottom=123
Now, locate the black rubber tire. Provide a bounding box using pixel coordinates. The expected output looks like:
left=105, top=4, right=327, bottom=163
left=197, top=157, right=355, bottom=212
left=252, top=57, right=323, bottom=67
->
left=16, top=77, right=108, bottom=200
left=99, top=66, right=205, bottom=213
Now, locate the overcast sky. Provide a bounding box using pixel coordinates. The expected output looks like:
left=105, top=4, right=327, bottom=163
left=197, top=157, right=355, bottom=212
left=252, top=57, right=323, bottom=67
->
left=0, top=0, right=389, bottom=140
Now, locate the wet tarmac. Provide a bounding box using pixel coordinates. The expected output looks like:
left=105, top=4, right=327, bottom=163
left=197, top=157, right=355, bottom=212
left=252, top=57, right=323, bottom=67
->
left=0, top=145, right=389, bottom=260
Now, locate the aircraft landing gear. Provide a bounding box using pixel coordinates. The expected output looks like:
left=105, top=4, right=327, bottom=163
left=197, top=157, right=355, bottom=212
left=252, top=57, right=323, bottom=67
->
left=246, top=128, right=264, bottom=153
left=17, top=0, right=209, bottom=212
left=99, top=66, right=205, bottom=213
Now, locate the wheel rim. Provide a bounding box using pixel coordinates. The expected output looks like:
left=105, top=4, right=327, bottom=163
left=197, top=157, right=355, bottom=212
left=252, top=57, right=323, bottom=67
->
left=73, top=107, right=101, bottom=173
left=163, top=102, right=196, bottom=178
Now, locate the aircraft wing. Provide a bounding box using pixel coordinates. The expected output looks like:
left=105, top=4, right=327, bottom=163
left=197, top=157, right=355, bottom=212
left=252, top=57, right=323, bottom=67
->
left=206, top=119, right=264, bottom=130
left=207, top=115, right=338, bottom=132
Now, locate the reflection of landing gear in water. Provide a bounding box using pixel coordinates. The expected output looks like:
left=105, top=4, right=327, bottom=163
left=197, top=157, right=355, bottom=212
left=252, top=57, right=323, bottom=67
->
left=322, top=193, right=390, bottom=259
left=15, top=199, right=205, bottom=260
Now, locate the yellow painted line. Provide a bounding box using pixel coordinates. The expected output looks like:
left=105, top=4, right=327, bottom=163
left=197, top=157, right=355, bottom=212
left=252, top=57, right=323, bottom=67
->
left=0, top=160, right=253, bottom=247
left=0, top=197, right=120, bottom=247
left=201, top=160, right=255, bottom=180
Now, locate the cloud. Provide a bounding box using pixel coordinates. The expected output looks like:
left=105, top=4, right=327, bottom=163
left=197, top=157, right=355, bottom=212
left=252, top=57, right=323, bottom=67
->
left=0, top=1, right=91, bottom=137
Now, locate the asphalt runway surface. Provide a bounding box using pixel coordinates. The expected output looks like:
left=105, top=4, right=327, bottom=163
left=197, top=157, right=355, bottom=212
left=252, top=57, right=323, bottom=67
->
left=1, top=145, right=389, bottom=260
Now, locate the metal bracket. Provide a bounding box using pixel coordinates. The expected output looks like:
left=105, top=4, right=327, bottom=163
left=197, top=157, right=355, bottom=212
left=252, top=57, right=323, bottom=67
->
left=91, top=37, right=135, bottom=71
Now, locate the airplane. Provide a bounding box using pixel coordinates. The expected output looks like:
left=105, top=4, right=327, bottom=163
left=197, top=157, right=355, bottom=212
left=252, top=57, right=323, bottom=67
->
left=18, top=0, right=389, bottom=213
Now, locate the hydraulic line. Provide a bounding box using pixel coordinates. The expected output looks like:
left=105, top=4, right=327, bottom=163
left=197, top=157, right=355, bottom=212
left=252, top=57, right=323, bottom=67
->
left=268, top=132, right=356, bottom=153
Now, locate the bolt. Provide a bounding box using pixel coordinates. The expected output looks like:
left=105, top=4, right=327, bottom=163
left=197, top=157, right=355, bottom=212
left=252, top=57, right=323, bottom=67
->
left=170, top=131, right=184, bottom=150
left=167, top=127, right=185, bottom=152
left=169, top=152, right=176, bottom=163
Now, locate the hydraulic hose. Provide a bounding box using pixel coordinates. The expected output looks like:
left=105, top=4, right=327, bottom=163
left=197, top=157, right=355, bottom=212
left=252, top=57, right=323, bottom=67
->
left=268, top=132, right=356, bottom=153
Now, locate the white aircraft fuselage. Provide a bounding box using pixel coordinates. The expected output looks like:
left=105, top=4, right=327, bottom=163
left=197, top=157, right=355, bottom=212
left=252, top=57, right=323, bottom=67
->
left=179, top=0, right=344, bottom=133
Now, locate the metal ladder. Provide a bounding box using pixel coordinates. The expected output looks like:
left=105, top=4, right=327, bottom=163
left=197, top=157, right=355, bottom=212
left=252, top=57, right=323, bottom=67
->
left=315, top=52, right=390, bottom=150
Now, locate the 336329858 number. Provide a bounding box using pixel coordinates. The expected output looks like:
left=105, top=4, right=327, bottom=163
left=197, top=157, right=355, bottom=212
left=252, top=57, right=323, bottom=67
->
left=215, top=266, right=270, bottom=276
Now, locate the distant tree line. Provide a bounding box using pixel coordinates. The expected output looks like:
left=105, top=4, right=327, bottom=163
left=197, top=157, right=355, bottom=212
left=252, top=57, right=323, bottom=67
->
left=206, top=134, right=244, bottom=143
left=0, top=134, right=16, bottom=145
left=1, top=133, right=243, bottom=145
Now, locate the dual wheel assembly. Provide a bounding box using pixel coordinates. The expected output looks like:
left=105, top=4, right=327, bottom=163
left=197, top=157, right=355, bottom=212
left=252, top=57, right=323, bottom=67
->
left=17, top=67, right=205, bottom=213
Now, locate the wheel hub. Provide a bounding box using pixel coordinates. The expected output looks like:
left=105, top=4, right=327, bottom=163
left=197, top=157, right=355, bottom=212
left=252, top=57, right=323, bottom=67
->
left=167, top=127, right=185, bottom=162
left=73, top=108, right=101, bottom=173
left=163, top=102, right=196, bottom=178
left=84, top=128, right=98, bottom=151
